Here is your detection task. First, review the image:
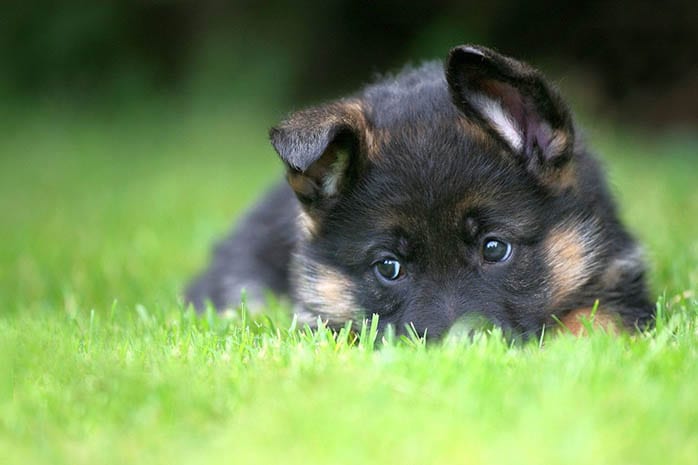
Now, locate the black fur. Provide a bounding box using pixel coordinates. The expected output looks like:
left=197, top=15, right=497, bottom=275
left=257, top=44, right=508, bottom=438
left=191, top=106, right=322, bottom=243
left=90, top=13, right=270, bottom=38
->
left=186, top=45, right=654, bottom=340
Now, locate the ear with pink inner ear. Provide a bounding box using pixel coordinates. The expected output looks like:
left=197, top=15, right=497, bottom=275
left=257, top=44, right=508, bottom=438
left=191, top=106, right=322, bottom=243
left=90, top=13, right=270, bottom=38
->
left=446, top=45, right=576, bottom=174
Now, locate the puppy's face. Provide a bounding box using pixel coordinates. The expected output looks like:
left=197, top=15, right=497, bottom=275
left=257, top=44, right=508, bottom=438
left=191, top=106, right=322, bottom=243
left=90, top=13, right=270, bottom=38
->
left=270, top=45, right=631, bottom=339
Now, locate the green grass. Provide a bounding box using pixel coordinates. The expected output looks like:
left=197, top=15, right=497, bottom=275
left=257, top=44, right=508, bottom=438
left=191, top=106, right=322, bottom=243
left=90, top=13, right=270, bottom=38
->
left=1, top=103, right=697, bottom=465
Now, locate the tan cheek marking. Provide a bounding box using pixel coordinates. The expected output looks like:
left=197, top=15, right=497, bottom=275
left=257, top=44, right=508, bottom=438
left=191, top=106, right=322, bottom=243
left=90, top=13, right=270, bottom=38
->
left=557, top=307, right=619, bottom=336
left=316, top=275, right=349, bottom=307
left=545, top=223, right=599, bottom=305
left=292, top=257, right=361, bottom=325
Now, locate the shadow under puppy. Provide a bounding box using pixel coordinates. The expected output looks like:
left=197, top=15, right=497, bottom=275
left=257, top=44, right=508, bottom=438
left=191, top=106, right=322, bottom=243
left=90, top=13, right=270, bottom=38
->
left=186, top=45, right=654, bottom=340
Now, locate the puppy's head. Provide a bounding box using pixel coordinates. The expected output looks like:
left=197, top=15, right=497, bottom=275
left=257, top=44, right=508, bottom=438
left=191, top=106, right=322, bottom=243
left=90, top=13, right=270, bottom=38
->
left=270, top=45, right=633, bottom=339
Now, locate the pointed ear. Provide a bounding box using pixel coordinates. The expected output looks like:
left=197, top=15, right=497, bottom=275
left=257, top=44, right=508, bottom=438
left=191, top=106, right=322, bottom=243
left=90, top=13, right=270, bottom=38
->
left=446, top=45, right=575, bottom=176
left=269, top=100, right=369, bottom=211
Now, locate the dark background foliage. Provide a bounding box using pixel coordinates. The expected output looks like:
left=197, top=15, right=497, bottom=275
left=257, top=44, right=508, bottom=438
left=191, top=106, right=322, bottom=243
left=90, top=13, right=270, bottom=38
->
left=1, top=0, right=696, bottom=126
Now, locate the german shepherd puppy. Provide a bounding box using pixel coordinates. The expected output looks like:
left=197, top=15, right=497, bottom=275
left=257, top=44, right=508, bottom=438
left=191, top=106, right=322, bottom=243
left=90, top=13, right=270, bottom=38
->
left=186, top=45, right=654, bottom=339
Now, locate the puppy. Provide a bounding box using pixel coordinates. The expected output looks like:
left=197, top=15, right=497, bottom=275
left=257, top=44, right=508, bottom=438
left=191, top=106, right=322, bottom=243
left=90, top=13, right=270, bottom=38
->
left=186, top=45, right=654, bottom=339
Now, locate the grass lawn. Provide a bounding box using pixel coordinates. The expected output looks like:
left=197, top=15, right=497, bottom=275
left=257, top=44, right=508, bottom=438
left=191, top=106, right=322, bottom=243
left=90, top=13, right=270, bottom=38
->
left=1, top=102, right=697, bottom=464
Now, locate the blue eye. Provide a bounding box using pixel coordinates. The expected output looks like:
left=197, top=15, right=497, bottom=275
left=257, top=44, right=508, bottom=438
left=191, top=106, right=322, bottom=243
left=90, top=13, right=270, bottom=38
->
left=482, top=238, right=512, bottom=262
left=374, top=258, right=404, bottom=282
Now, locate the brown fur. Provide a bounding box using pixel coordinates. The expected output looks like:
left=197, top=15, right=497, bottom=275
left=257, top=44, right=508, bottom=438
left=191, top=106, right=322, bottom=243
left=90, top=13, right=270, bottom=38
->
left=545, top=219, right=601, bottom=305
left=291, top=257, right=361, bottom=325
left=455, top=113, right=492, bottom=146
left=186, top=45, right=655, bottom=340
left=558, top=307, right=619, bottom=335
left=297, top=210, right=318, bottom=237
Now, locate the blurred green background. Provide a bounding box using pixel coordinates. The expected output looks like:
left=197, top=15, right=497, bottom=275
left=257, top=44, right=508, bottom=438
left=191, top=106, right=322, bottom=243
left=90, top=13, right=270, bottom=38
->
left=2, top=6, right=697, bottom=463
left=1, top=0, right=696, bottom=125
left=1, top=1, right=696, bottom=317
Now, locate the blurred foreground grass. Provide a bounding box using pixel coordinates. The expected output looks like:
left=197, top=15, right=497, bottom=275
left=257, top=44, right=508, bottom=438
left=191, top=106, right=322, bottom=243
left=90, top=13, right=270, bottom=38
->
left=1, top=102, right=697, bottom=464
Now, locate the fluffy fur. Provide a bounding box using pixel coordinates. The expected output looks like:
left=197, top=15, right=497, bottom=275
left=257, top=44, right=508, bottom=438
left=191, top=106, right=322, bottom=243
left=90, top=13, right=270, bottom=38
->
left=186, top=45, right=654, bottom=340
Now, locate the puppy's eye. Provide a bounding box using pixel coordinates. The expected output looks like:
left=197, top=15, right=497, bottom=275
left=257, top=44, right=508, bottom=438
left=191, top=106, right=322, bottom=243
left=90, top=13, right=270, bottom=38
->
left=374, top=258, right=404, bottom=282
left=482, top=238, right=512, bottom=262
